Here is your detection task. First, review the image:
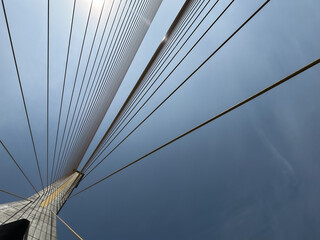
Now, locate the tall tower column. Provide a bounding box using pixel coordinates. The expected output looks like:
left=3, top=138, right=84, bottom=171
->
left=0, top=171, right=82, bottom=239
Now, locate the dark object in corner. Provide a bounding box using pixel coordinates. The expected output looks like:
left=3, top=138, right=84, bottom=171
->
left=0, top=219, right=30, bottom=240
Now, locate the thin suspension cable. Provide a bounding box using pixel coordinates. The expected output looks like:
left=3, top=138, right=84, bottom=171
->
left=24, top=190, right=49, bottom=228
left=19, top=190, right=48, bottom=228
left=64, top=0, right=131, bottom=158
left=83, top=0, right=219, bottom=171
left=51, top=0, right=77, bottom=183
left=54, top=0, right=128, bottom=180
left=67, top=0, right=157, bottom=173
left=53, top=0, right=116, bottom=180
left=56, top=0, right=108, bottom=177
left=0, top=140, right=39, bottom=195
left=53, top=211, right=84, bottom=240
left=110, top=0, right=204, bottom=128
left=47, top=0, right=50, bottom=187
left=60, top=0, right=144, bottom=177
left=71, top=57, right=320, bottom=198
left=54, top=0, right=123, bottom=178
left=81, top=0, right=210, bottom=171
left=0, top=196, right=36, bottom=225
left=60, top=0, right=139, bottom=173
left=1, top=0, right=44, bottom=189
left=59, top=0, right=160, bottom=175
left=0, top=188, right=32, bottom=202
left=59, top=0, right=108, bottom=170
left=65, top=0, right=144, bottom=165
left=116, top=0, right=208, bottom=126
left=92, top=0, right=203, bottom=153
left=84, top=0, right=238, bottom=176
left=54, top=0, right=94, bottom=179
left=102, top=0, right=215, bottom=156
left=62, top=0, right=135, bottom=167
left=11, top=183, right=48, bottom=229
left=119, top=0, right=203, bottom=118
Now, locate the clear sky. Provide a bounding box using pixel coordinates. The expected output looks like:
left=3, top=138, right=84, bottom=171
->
left=1, top=0, right=320, bottom=239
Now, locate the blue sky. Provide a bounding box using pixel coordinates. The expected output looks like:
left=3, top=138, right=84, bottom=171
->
left=1, top=0, right=320, bottom=239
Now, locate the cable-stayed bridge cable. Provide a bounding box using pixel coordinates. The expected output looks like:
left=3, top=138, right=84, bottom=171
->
left=54, top=0, right=94, bottom=181
left=0, top=140, right=39, bottom=194
left=51, top=0, right=115, bottom=181
left=55, top=0, right=162, bottom=178
left=1, top=0, right=44, bottom=189
left=0, top=188, right=32, bottom=201
left=83, top=0, right=220, bottom=172
left=46, top=0, right=50, bottom=187
left=80, top=0, right=201, bottom=172
left=71, top=57, right=320, bottom=198
left=51, top=0, right=78, bottom=183
left=66, top=0, right=149, bottom=172
left=84, top=0, right=239, bottom=176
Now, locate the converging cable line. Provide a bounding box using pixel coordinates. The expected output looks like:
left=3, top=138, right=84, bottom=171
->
left=70, top=57, right=320, bottom=198
left=57, top=0, right=133, bottom=178
left=46, top=0, right=50, bottom=188
left=55, top=0, right=162, bottom=179
left=0, top=188, right=32, bottom=202
left=0, top=0, right=318, bottom=238
left=82, top=0, right=228, bottom=174
left=82, top=0, right=265, bottom=178
left=87, top=0, right=218, bottom=167
left=81, top=0, right=214, bottom=173
left=60, top=0, right=146, bottom=174
left=0, top=140, right=39, bottom=195
left=51, top=0, right=78, bottom=184
left=1, top=0, right=44, bottom=189
left=55, top=0, right=111, bottom=182
left=52, top=211, right=84, bottom=240
left=54, top=0, right=94, bottom=183
left=69, top=0, right=152, bottom=173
